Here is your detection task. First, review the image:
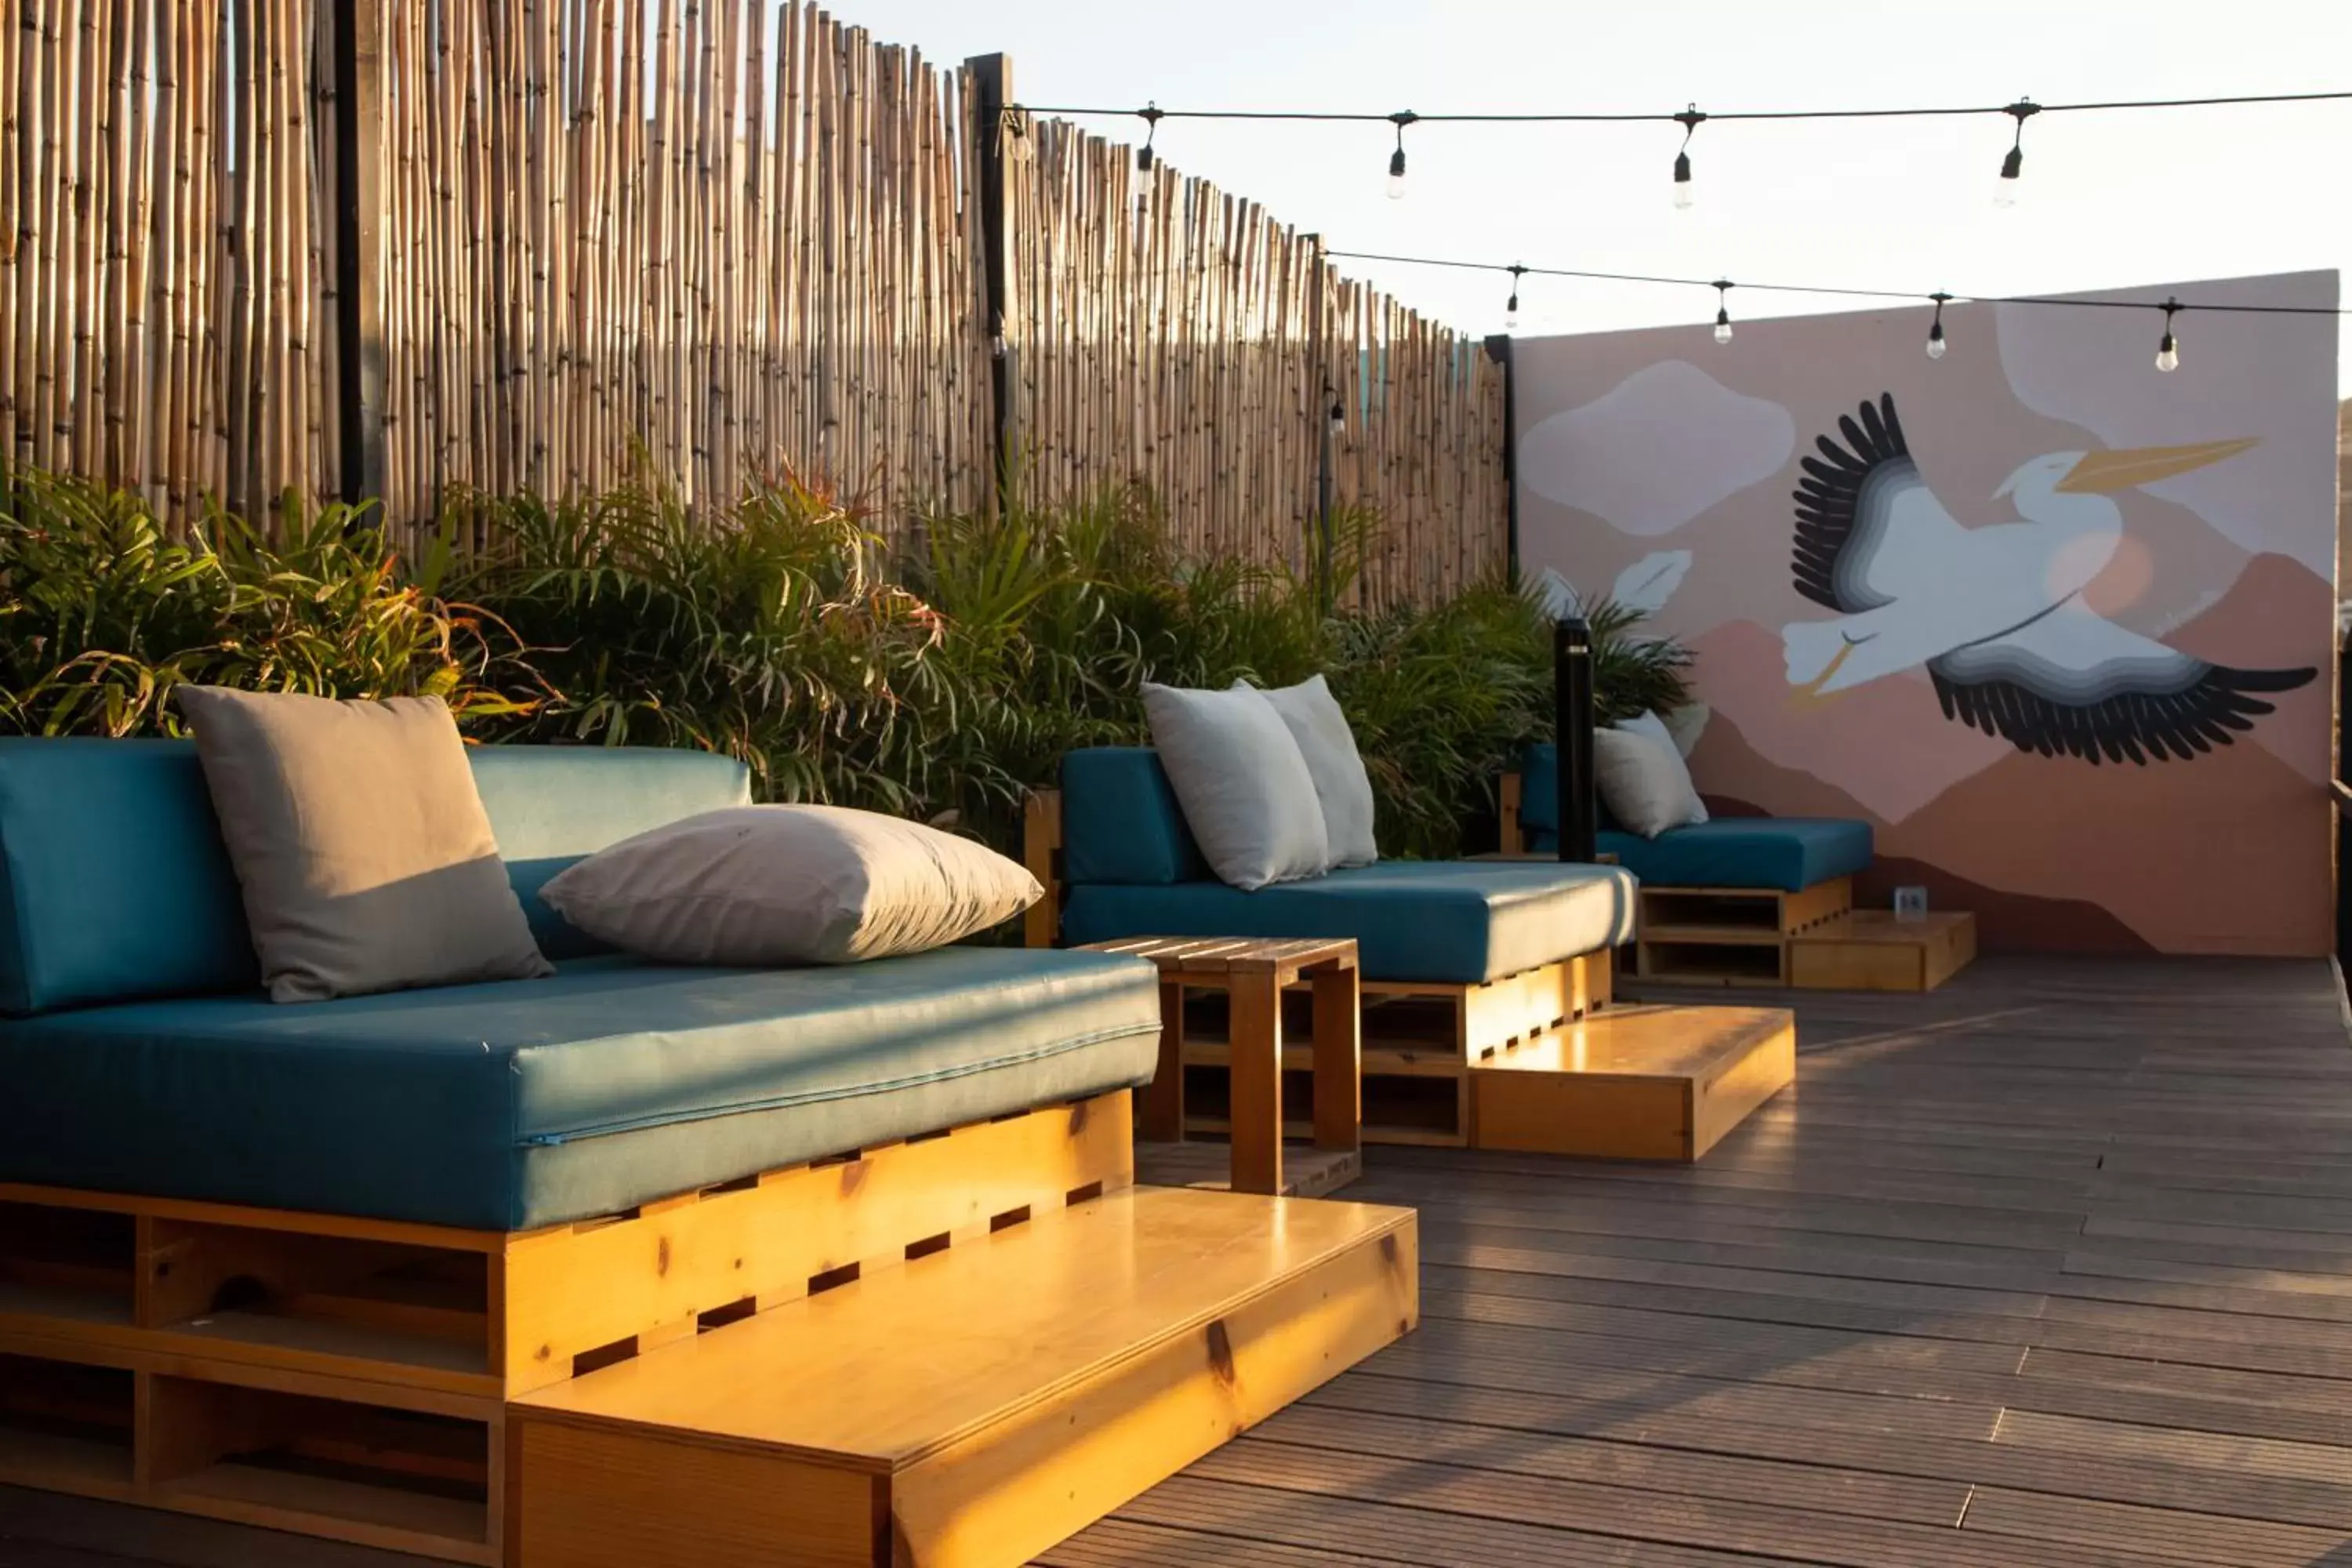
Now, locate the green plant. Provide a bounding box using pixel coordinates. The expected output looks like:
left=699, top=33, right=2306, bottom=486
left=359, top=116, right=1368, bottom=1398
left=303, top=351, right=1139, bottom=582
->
left=0, top=464, right=535, bottom=737
left=0, top=459, right=1693, bottom=866
left=452, top=467, right=964, bottom=812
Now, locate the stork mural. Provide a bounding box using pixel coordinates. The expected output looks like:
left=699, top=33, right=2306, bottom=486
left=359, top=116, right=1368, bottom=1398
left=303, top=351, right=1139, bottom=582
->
left=1780, top=394, right=2316, bottom=765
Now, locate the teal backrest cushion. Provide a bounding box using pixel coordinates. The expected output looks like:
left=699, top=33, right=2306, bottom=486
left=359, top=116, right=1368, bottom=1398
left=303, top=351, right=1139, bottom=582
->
left=0, top=739, right=754, bottom=1014
left=1518, top=742, right=1622, bottom=837
left=467, top=746, right=752, bottom=958
left=0, top=739, right=258, bottom=1016
left=1059, top=747, right=1207, bottom=885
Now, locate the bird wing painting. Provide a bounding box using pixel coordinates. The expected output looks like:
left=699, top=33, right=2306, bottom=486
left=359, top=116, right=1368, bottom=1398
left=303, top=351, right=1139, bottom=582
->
left=1780, top=394, right=2315, bottom=764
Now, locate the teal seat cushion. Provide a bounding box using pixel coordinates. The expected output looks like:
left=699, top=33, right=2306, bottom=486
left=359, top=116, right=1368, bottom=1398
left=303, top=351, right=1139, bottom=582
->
left=1060, top=861, right=1636, bottom=985
left=0, top=947, right=1161, bottom=1231
left=1059, top=748, right=1205, bottom=885
left=1523, top=820, right=1873, bottom=895
left=1514, top=743, right=1871, bottom=893
left=1601, top=818, right=1872, bottom=893
left=0, top=738, right=752, bottom=1014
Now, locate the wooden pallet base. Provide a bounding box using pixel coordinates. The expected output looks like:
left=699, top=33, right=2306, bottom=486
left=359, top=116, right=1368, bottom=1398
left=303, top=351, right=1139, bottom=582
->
left=1636, top=877, right=1852, bottom=988
left=1791, top=910, right=1977, bottom=992
left=1168, top=953, right=1611, bottom=1149
left=511, top=1186, right=1417, bottom=1568
left=1468, top=1004, right=1796, bottom=1161
left=0, top=1092, right=1134, bottom=1563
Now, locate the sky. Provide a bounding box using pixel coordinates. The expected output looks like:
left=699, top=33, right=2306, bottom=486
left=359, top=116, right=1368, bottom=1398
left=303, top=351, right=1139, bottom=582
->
left=842, top=0, right=2352, bottom=387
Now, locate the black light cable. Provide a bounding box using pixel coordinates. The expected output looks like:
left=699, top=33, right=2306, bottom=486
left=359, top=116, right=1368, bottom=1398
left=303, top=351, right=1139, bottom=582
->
left=1016, top=87, right=2352, bottom=128
left=1323, top=249, right=2351, bottom=317
left=1318, top=249, right=2347, bottom=372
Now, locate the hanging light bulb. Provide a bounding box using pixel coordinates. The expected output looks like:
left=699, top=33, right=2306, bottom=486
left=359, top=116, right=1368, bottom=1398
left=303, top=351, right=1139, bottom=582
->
left=2155, top=298, right=2182, bottom=372
left=1711, top=280, right=1734, bottom=344
left=1386, top=111, right=1416, bottom=200
left=1504, top=264, right=1526, bottom=330
left=1994, top=98, right=2038, bottom=207
left=1328, top=397, right=1346, bottom=438
left=1672, top=105, right=1704, bottom=210
left=1135, top=103, right=1163, bottom=172
left=1926, top=292, right=1951, bottom=360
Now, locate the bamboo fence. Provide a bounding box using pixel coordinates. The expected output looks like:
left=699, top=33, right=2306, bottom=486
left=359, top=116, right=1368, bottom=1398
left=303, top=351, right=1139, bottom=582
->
left=376, top=0, right=993, bottom=546
left=1, top=0, right=1506, bottom=601
left=1004, top=114, right=1507, bottom=608
left=0, top=0, right=340, bottom=523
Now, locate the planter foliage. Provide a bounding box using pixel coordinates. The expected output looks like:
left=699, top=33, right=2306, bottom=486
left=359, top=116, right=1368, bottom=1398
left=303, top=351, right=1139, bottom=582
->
left=0, top=464, right=1690, bottom=861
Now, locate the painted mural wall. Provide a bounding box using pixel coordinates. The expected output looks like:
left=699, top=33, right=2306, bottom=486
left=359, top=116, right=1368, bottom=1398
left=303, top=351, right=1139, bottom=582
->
left=1514, top=270, right=2340, bottom=956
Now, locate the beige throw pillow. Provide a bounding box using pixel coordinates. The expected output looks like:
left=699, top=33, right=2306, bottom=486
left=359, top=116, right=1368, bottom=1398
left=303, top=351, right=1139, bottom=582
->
left=176, top=688, right=554, bottom=1002
left=539, top=805, right=1043, bottom=965
left=1593, top=728, right=1706, bottom=840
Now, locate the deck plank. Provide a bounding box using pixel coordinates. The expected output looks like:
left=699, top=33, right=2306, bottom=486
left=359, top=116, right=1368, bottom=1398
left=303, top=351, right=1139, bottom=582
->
left=9, top=955, right=2350, bottom=1566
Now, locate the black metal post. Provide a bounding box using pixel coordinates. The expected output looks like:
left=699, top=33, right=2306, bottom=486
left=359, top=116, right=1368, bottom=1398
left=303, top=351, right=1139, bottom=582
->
left=1309, top=234, right=1334, bottom=615
left=1555, top=615, right=1597, bottom=864
left=1484, top=333, right=1516, bottom=575
left=332, top=0, right=385, bottom=508
left=966, top=53, right=1017, bottom=514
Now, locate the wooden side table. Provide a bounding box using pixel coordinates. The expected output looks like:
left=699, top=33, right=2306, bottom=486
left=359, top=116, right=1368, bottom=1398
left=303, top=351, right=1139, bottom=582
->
left=1077, top=937, right=1360, bottom=1196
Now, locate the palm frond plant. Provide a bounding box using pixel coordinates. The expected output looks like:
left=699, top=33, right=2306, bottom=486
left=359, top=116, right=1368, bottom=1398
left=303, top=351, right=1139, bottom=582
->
left=0, top=464, right=535, bottom=737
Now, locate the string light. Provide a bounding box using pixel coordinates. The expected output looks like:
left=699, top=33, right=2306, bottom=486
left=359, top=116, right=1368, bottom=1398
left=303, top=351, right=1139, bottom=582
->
left=1387, top=111, right=1415, bottom=200
left=1504, top=263, right=1526, bottom=329
left=1135, top=103, right=1163, bottom=171
left=1319, top=249, right=2351, bottom=374
left=1995, top=98, right=2038, bottom=206
left=1672, top=105, right=1704, bottom=210
left=1329, top=394, right=1346, bottom=437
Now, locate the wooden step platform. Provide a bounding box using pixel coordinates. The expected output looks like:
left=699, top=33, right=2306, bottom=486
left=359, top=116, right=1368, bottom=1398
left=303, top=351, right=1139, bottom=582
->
left=1468, top=1004, right=1795, bottom=1161
left=1791, top=909, right=1977, bottom=992
left=510, top=1185, right=1417, bottom=1568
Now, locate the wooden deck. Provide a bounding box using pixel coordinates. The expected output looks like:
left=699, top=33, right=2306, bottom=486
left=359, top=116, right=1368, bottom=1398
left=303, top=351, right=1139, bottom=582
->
left=7, top=955, right=2350, bottom=1567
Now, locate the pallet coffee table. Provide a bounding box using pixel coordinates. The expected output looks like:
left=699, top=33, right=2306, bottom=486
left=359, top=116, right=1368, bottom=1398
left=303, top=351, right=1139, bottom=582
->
left=1077, top=937, right=1361, bottom=1198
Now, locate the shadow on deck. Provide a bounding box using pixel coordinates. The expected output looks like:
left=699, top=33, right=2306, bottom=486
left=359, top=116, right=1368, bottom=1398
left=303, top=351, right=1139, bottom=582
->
left=6, top=955, right=2350, bottom=1567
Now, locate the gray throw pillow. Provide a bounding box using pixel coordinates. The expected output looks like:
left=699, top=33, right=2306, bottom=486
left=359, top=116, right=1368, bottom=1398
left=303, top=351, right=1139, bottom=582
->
left=539, top=805, right=1042, bottom=964
left=1141, top=682, right=1329, bottom=890
left=1593, top=727, right=1707, bottom=840
left=1244, top=674, right=1377, bottom=868
left=175, top=688, right=554, bottom=1002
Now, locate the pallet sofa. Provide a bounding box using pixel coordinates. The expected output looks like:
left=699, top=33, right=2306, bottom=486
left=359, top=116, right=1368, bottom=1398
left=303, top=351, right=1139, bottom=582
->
left=1504, top=742, right=1875, bottom=986
left=0, top=739, right=1416, bottom=1567
left=1505, top=747, right=1973, bottom=992
left=1029, top=746, right=1795, bottom=1158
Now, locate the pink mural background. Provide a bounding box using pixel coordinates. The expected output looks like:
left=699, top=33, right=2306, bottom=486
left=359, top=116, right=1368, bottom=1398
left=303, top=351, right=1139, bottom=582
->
left=1514, top=270, right=2340, bottom=956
